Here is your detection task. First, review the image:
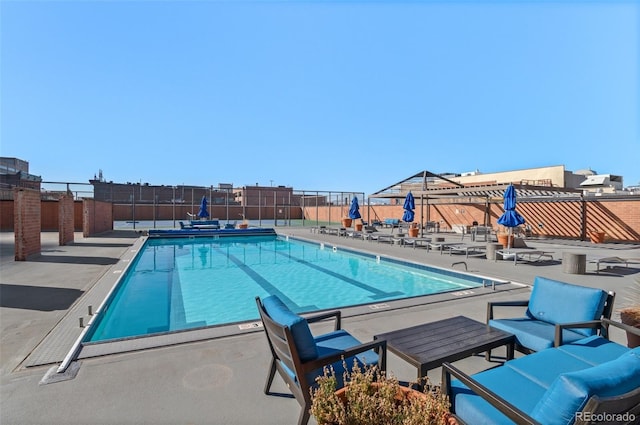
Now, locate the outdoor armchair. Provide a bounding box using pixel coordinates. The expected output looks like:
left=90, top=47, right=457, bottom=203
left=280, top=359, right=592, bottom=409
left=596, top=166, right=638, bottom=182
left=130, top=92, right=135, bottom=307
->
left=487, top=276, right=615, bottom=355
left=255, top=295, right=387, bottom=425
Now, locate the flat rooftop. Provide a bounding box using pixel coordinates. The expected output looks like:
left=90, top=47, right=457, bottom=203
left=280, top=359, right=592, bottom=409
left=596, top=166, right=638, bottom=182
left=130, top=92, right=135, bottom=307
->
left=1, top=229, right=638, bottom=424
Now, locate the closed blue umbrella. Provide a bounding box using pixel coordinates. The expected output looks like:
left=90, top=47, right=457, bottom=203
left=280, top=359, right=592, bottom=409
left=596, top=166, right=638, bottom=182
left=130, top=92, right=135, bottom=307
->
left=402, top=192, right=415, bottom=223
left=198, top=196, right=210, bottom=219
left=497, top=185, right=525, bottom=250
left=348, top=197, right=361, bottom=219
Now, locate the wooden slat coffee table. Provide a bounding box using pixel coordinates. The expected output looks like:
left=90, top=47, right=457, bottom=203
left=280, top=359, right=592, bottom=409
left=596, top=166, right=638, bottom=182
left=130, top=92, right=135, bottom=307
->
left=374, top=315, right=515, bottom=379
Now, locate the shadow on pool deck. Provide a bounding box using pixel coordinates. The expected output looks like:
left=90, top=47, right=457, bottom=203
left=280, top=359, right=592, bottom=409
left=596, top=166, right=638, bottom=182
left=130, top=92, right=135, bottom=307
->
left=28, top=255, right=121, bottom=265
left=0, top=284, right=84, bottom=311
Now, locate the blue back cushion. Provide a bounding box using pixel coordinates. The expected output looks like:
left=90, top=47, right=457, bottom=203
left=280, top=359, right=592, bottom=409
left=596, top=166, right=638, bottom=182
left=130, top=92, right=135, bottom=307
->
left=527, top=277, right=607, bottom=336
left=261, top=295, right=319, bottom=362
left=531, top=350, right=640, bottom=425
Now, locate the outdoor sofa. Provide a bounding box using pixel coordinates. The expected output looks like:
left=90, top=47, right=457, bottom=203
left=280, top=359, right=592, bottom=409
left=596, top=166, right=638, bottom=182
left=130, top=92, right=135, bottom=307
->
left=443, top=318, right=640, bottom=425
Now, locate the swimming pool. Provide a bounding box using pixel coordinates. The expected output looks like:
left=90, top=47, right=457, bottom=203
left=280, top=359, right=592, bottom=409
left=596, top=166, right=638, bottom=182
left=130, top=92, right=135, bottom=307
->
left=85, top=234, right=493, bottom=343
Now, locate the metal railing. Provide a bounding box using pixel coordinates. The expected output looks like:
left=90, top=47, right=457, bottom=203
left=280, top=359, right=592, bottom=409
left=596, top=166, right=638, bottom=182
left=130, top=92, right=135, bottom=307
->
left=106, top=186, right=366, bottom=230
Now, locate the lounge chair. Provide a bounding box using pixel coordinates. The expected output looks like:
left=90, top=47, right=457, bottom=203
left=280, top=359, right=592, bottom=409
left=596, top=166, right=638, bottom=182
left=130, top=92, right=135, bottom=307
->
left=361, top=225, right=378, bottom=238
left=255, top=296, right=387, bottom=425
left=428, top=241, right=462, bottom=254
left=371, top=233, right=395, bottom=244
left=364, top=227, right=395, bottom=243
left=443, top=318, right=640, bottom=425
left=445, top=243, right=487, bottom=258
left=588, top=256, right=640, bottom=274
left=345, top=228, right=363, bottom=238
left=323, top=227, right=345, bottom=236
left=402, top=237, right=432, bottom=249
left=487, top=276, right=615, bottom=354
left=496, top=248, right=554, bottom=265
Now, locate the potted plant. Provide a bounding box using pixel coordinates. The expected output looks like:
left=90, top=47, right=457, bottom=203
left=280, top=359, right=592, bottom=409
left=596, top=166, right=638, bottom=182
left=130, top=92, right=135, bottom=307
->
left=310, top=362, right=457, bottom=425
left=408, top=223, right=419, bottom=238
left=620, top=277, right=640, bottom=348
left=342, top=218, right=353, bottom=228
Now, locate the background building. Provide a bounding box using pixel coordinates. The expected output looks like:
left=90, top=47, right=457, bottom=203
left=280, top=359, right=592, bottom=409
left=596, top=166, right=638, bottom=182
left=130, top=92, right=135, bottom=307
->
left=0, top=157, right=42, bottom=197
left=372, top=164, right=631, bottom=199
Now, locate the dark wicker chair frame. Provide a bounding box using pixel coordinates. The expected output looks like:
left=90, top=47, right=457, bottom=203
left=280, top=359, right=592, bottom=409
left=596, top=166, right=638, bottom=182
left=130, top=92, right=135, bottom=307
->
left=486, top=290, right=616, bottom=355
left=255, top=297, right=387, bottom=425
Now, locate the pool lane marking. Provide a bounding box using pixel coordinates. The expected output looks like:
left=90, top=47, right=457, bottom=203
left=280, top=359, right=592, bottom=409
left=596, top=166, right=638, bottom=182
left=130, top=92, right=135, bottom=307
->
left=212, top=247, right=317, bottom=311
left=264, top=246, right=404, bottom=300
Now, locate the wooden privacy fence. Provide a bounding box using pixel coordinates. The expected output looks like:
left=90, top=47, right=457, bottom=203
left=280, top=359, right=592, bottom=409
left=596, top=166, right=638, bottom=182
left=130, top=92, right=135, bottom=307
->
left=302, top=197, right=640, bottom=243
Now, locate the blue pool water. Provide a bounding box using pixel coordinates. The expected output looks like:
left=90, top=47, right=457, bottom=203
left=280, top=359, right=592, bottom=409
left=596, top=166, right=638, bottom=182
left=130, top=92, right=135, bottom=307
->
left=86, top=235, right=486, bottom=342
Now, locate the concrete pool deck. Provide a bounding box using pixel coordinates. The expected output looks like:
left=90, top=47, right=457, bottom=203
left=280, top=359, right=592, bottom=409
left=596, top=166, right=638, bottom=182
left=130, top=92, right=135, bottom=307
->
left=1, top=228, right=639, bottom=424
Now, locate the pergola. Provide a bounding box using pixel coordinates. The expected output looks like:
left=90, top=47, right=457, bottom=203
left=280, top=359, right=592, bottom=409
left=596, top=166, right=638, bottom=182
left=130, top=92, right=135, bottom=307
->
left=369, top=170, right=584, bottom=227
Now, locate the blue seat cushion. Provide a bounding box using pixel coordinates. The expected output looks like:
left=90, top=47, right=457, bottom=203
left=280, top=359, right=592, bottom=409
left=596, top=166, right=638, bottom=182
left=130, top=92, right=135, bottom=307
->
left=502, top=347, right=593, bottom=389
left=557, top=335, right=631, bottom=366
left=302, top=330, right=379, bottom=389
left=315, top=330, right=379, bottom=366
left=277, top=330, right=380, bottom=389
left=531, top=350, right=640, bottom=425
left=526, top=277, right=607, bottom=337
left=261, top=296, right=319, bottom=362
left=450, top=365, right=547, bottom=425
left=489, top=318, right=587, bottom=352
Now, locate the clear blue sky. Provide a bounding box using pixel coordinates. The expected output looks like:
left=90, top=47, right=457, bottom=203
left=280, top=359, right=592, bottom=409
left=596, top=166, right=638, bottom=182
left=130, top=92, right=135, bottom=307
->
left=2, top=0, right=638, bottom=197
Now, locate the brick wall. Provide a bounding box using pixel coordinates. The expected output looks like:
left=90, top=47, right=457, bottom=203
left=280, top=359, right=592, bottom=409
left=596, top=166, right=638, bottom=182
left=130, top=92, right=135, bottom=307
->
left=0, top=200, right=13, bottom=230
left=585, top=199, right=640, bottom=242
left=41, top=200, right=59, bottom=231
left=14, top=188, right=41, bottom=260
left=41, top=200, right=83, bottom=231
left=58, top=195, right=75, bottom=245
left=83, top=199, right=113, bottom=237
left=74, top=201, right=83, bottom=230
left=1, top=200, right=84, bottom=231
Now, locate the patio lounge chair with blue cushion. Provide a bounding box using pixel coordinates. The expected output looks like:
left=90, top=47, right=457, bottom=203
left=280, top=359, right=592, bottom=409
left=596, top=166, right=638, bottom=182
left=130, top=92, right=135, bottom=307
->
left=487, top=276, right=615, bottom=355
left=255, top=296, right=387, bottom=425
left=443, top=319, right=640, bottom=425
